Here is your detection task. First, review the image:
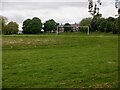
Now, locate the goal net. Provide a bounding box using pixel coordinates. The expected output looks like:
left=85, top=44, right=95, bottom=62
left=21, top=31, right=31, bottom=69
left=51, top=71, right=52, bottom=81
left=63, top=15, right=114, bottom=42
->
left=57, top=25, right=90, bottom=35
left=57, top=26, right=76, bottom=33
left=79, top=26, right=90, bottom=35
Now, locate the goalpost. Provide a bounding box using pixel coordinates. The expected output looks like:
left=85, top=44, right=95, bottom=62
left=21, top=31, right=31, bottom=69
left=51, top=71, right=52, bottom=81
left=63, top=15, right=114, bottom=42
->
left=79, top=26, right=90, bottom=35
left=57, top=25, right=90, bottom=35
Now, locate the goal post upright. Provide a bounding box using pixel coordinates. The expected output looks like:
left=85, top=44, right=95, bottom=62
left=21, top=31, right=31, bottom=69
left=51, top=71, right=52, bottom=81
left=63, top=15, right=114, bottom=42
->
left=87, top=26, right=90, bottom=35
left=57, top=25, right=59, bottom=35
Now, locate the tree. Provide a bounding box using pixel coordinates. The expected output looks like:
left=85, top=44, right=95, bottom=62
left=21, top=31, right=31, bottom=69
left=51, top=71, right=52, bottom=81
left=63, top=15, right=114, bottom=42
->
left=63, top=23, right=72, bottom=32
left=112, top=16, right=120, bottom=34
left=22, top=19, right=31, bottom=34
left=44, top=19, right=57, bottom=33
left=80, top=17, right=92, bottom=26
left=90, top=14, right=102, bottom=31
left=105, top=17, right=116, bottom=33
left=115, top=0, right=120, bottom=15
left=29, top=17, right=42, bottom=34
left=80, top=17, right=92, bottom=32
left=88, top=0, right=102, bottom=31
left=22, top=17, right=42, bottom=34
left=118, top=16, right=120, bottom=34
left=111, top=20, right=118, bottom=34
left=97, top=18, right=107, bottom=32
left=105, top=22, right=112, bottom=33
left=4, top=21, right=19, bottom=35
left=88, top=0, right=102, bottom=16
left=0, top=15, right=8, bottom=34
left=107, top=17, right=115, bottom=22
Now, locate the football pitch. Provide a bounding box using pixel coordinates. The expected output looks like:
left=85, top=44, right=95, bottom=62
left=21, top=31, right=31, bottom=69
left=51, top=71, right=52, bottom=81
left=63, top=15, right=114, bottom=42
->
left=2, top=32, right=118, bottom=88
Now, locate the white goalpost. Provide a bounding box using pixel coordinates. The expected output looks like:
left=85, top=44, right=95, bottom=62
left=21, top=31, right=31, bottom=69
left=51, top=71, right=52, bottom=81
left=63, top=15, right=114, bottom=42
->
left=57, top=25, right=90, bottom=35
left=79, top=26, right=90, bottom=35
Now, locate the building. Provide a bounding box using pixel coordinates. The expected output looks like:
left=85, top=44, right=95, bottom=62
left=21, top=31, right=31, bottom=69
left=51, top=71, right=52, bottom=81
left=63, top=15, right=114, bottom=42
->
left=58, top=23, right=80, bottom=32
left=71, top=23, right=80, bottom=31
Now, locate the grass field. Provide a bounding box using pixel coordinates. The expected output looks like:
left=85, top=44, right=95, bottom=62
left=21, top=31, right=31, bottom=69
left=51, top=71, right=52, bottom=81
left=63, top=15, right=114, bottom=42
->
left=2, top=32, right=118, bottom=88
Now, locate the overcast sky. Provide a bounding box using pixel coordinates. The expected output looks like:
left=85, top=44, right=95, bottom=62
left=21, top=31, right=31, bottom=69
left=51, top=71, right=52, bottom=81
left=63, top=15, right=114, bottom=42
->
left=0, top=0, right=118, bottom=30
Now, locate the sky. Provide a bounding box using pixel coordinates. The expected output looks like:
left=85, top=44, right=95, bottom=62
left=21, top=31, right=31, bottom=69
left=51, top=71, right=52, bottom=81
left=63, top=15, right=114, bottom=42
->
left=0, top=0, right=118, bottom=30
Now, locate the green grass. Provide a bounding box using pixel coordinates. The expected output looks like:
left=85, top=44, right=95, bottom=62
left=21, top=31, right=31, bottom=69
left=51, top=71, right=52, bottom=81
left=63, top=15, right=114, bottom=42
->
left=2, top=32, right=118, bottom=88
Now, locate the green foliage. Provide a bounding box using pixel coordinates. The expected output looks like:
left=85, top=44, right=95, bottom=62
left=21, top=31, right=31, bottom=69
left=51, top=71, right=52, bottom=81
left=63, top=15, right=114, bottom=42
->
left=22, top=19, right=31, bottom=34
left=22, top=17, right=42, bottom=34
left=85, top=15, right=119, bottom=34
left=80, top=17, right=92, bottom=33
left=97, top=18, right=107, bottom=32
left=3, top=22, right=19, bottom=35
left=105, top=17, right=117, bottom=33
left=105, top=22, right=112, bottom=33
left=0, top=15, right=8, bottom=34
left=117, top=16, right=120, bottom=34
left=29, top=17, right=42, bottom=34
left=63, top=23, right=72, bottom=32
left=80, top=17, right=92, bottom=26
left=111, top=20, right=118, bottom=34
left=44, top=19, right=57, bottom=33
left=90, top=15, right=102, bottom=31
left=79, top=27, right=88, bottom=33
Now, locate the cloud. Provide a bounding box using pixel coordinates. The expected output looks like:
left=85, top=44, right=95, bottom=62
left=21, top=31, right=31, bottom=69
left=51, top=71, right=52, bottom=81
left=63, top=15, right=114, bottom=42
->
left=2, top=2, right=88, bottom=10
left=2, top=0, right=88, bottom=2
left=2, top=0, right=115, bottom=3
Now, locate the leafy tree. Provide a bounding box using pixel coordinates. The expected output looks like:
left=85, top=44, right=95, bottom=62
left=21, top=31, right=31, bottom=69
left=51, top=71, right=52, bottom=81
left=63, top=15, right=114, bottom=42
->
left=105, top=22, right=112, bottom=33
left=88, top=0, right=102, bottom=31
left=111, top=20, right=118, bottom=34
left=87, top=0, right=119, bottom=34
left=90, top=16, right=97, bottom=31
left=29, top=17, right=42, bottom=34
left=112, top=16, right=120, bottom=34
left=118, top=16, right=120, bottom=34
left=88, top=0, right=102, bottom=16
left=96, top=18, right=107, bottom=32
left=4, top=21, right=19, bottom=35
left=91, top=14, right=102, bottom=31
left=107, top=17, right=115, bottom=22
left=44, top=19, right=57, bottom=33
left=22, top=19, right=31, bottom=34
left=104, top=17, right=115, bottom=33
left=22, top=17, right=42, bottom=34
left=0, top=15, right=8, bottom=34
left=63, top=23, right=72, bottom=32
left=80, top=17, right=92, bottom=32
left=80, top=17, right=92, bottom=26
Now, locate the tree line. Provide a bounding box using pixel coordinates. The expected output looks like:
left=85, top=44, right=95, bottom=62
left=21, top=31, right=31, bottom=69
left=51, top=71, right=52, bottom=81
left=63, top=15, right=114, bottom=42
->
left=22, top=17, right=74, bottom=34
left=0, top=15, right=19, bottom=35
left=80, top=15, right=120, bottom=34
left=0, top=15, right=120, bottom=35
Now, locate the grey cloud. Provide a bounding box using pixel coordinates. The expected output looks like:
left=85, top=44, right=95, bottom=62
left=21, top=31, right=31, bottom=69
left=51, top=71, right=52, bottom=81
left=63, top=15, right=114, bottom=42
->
left=4, top=14, right=25, bottom=23
left=2, top=0, right=115, bottom=3
left=2, top=0, right=87, bottom=2
left=2, top=2, right=88, bottom=10
left=2, top=1, right=111, bottom=11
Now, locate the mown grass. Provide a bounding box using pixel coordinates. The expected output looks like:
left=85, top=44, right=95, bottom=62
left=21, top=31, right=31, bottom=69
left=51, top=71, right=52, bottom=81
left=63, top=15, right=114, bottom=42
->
left=2, top=32, right=118, bottom=88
